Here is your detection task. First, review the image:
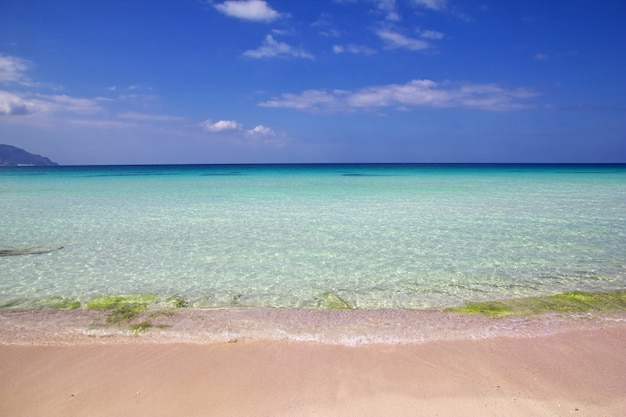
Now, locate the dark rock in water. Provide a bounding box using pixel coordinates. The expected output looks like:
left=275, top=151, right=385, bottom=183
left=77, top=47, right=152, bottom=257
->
left=0, top=144, right=59, bottom=166
left=0, top=246, right=64, bottom=257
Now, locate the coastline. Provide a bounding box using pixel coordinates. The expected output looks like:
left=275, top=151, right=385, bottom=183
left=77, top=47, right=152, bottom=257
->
left=1, top=311, right=624, bottom=417
left=2, top=306, right=626, bottom=345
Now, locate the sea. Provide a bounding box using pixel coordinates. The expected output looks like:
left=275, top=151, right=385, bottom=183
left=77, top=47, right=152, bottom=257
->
left=1, top=164, right=625, bottom=312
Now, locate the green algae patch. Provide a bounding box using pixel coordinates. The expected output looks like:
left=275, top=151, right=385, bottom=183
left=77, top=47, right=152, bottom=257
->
left=128, top=321, right=153, bottom=333
left=0, top=297, right=80, bottom=310
left=165, top=296, right=189, bottom=309
left=104, top=303, right=147, bottom=325
left=317, top=292, right=352, bottom=310
left=31, top=296, right=81, bottom=310
left=86, top=294, right=157, bottom=326
left=85, top=293, right=181, bottom=332
left=450, top=301, right=514, bottom=317
left=0, top=299, right=27, bottom=308
left=149, top=308, right=176, bottom=319
left=129, top=321, right=170, bottom=333
left=449, top=290, right=626, bottom=317
left=85, top=294, right=157, bottom=310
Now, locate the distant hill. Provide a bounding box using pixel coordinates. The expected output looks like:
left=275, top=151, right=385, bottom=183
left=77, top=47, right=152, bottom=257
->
left=0, top=144, right=59, bottom=166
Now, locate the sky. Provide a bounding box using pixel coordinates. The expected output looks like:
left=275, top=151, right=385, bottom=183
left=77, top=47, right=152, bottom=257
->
left=0, top=0, right=625, bottom=165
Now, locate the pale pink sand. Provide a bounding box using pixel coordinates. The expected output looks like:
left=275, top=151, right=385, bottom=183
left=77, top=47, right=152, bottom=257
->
left=1, top=326, right=625, bottom=417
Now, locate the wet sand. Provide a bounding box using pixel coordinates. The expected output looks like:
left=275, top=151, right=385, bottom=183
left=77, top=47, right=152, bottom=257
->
left=1, top=310, right=625, bottom=416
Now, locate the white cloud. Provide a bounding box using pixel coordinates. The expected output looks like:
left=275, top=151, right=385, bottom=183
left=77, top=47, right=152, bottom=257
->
left=410, top=0, right=448, bottom=11
left=419, top=29, right=444, bottom=40
left=66, top=119, right=135, bottom=129
left=37, top=94, right=102, bottom=114
left=0, top=90, right=41, bottom=115
left=0, top=55, right=32, bottom=85
left=534, top=53, right=549, bottom=60
left=214, top=0, right=281, bottom=22
left=246, top=124, right=275, bottom=136
left=319, top=28, right=342, bottom=38
left=0, top=90, right=103, bottom=116
left=377, top=29, right=431, bottom=50
left=259, top=79, right=538, bottom=112
left=260, top=89, right=343, bottom=111
left=199, top=118, right=284, bottom=146
left=0, top=54, right=175, bottom=132
left=347, top=79, right=447, bottom=107
left=200, top=119, right=242, bottom=132
left=376, top=0, right=400, bottom=21
left=336, top=0, right=400, bottom=20
left=118, top=112, right=184, bottom=122
left=336, top=0, right=458, bottom=21
left=410, top=0, right=470, bottom=21
left=243, top=35, right=314, bottom=59
left=333, top=44, right=377, bottom=55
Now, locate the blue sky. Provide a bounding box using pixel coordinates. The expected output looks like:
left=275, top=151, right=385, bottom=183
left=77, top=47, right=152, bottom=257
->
left=0, top=0, right=624, bottom=164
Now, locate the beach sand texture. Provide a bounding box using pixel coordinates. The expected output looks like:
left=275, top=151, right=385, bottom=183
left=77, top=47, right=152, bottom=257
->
left=1, top=326, right=625, bottom=417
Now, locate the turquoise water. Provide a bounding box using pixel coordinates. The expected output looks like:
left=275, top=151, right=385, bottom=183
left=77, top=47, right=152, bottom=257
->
left=1, top=164, right=625, bottom=309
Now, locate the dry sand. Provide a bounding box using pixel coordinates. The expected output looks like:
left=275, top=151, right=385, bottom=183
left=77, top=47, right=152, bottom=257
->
left=1, top=323, right=625, bottom=417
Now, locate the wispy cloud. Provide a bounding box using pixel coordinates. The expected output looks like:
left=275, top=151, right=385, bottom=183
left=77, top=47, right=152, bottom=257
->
left=376, top=0, right=400, bottom=21
left=0, top=55, right=32, bottom=85
left=534, top=53, right=549, bottom=60
left=312, top=13, right=342, bottom=38
left=213, top=0, right=282, bottom=22
left=260, top=89, right=342, bottom=111
left=419, top=29, right=444, bottom=40
left=335, top=0, right=400, bottom=21
left=0, top=54, right=191, bottom=135
left=336, top=0, right=453, bottom=19
left=410, top=0, right=448, bottom=11
left=243, top=35, right=314, bottom=59
left=0, top=91, right=103, bottom=116
left=37, top=94, right=103, bottom=114
left=259, top=79, right=538, bottom=112
left=66, top=119, right=136, bottom=129
left=117, top=112, right=184, bottom=122
left=0, top=54, right=62, bottom=89
left=377, top=29, right=431, bottom=50
left=333, top=44, right=377, bottom=55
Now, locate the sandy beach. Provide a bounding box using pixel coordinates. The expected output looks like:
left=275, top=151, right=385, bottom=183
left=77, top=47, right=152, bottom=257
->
left=1, top=309, right=625, bottom=417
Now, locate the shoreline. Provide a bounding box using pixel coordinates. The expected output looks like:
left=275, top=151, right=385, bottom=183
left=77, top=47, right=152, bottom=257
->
left=1, top=323, right=625, bottom=417
left=2, top=306, right=626, bottom=345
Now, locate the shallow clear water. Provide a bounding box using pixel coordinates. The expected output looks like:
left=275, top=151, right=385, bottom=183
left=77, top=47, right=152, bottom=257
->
left=1, top=164, right=625, bottom=309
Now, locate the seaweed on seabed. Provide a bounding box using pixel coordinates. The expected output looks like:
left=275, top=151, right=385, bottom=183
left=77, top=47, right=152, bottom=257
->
left=31, top=296, right=81, bottom=310
left=0, top=299, right=26, bottom=308
left=0, top=296, right=80, bottom=310
left=447, top=290, right=626, bottom=317
left=166, top=296, right=189, bottom=308
left=316, top=292, right=352, bottom=310
left=449, top=301, right=513, bottom=317
left=85, top=294, right=157, bottom=325
left=128, top=321, right=169, bottom=333
left=85, top=293, right=187, bottom=332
